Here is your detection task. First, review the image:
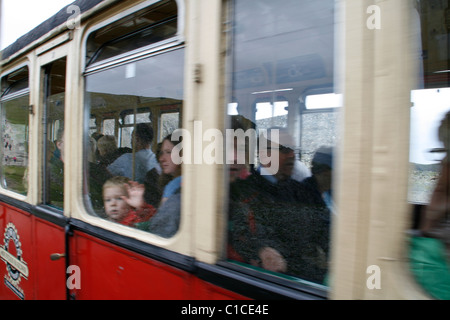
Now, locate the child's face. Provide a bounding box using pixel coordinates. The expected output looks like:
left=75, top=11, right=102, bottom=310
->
left=103, top=186, right=130, bottom=222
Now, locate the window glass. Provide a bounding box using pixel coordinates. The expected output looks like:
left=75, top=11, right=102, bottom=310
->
left=43, top=58, right=66, bottom=209
left=89, top=117, right=97, bottom=137
left=86, top=0, right=178, bottom=66
left=409, top=0, right=450, bottom=205
left=85, top=49, right=184, bottom=234
left=227, top=102, right=238, bottom=116
left=226, top=0, right=337, bottom=287
left=305, top=93, right=343, bottom=110
left=410, top=89, right=449, bottom=203
left=1, top=67, right=28, bottom=96
left=159, top=112, right=179, bottom=142
left=84, top=1, right=183, bottom=238
left=409, top=0, right=450, bottom=300
left=102, top=119, right=115, bottom=136
left=255, top=100, right=288, bottom=129
left=0, top=67, right=29, bottom=195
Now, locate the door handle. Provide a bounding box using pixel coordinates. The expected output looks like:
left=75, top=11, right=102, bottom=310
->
left=50, top=253, right=66, bottom=261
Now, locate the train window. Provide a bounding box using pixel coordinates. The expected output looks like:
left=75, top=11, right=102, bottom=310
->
left=84, top=0, right=184, bottom=238
left=305, top=93, right=343, bottom=110
left=409, top=89, right=449, bottom=204
left=85, top=49, right=184, bottom=229
left=408, top=0, right=450, bottom=300
left=102, top=119, right=115, bottom=136
left=43, top=58, right=67, bottom=209
left=0, top=66, right=30, bottom=195
left=409, top=0, right=450, bottom=206
left=228, top=102, right=239, bottom=116
left=86, top=0, right=178, bottom=67
left=226, top=0, right=336, bottom=288
left=89, top=117, right=97, bottom=137
left=119, top=110, right=152, bottom=148
left=255, top=100, right=288, bottom=129
left=159, top=112, right=179, bottom=143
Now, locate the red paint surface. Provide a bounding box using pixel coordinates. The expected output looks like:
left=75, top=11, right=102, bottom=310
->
left=0, top=204, right=65, bottom=300
left=69, top=231, right=247, bottom=299
left=0, top=203, right=247, bottom=300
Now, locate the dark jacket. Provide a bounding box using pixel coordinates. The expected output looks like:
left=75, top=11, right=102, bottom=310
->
left=228, top=170, right=330, bottom=283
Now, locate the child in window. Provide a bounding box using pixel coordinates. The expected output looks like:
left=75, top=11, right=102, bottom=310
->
left=103, top=176, right=156, bottom=227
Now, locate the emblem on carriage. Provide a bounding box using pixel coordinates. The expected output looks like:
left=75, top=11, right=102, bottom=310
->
left=0, top=223, right=29, bottom=299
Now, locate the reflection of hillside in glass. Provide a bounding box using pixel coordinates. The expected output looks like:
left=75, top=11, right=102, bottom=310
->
left=409, top=163, right=441, bottom=204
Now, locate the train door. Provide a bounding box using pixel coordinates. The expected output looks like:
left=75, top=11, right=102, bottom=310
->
left=0, top=52, right=68, bottom=299
left=30, top=54, right=68, bottom=299
left=35, top=55, right=68, bottom=299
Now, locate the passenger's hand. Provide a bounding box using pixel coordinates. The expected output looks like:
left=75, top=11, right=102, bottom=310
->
left=259, top=247, right=287, bottom=273
left=123, top=181, right=145, bottom=209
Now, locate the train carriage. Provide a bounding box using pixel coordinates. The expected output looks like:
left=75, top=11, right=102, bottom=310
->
left=0, top=0, right=448, bottom=300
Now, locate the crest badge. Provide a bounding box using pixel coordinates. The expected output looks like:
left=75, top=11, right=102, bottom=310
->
left=0, top=223, right=29, bottom=299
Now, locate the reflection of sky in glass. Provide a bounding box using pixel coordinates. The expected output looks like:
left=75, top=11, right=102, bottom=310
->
left=232, top=0, right=334, bottom=88
left=410, top=88, right=450, bottom=164
left=86, top=49, right=184, bottom=100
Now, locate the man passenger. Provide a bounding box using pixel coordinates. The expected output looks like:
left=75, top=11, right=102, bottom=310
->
left=229, top=127, right=330, bottom=283
left=48, top=128, right=64, bottom=206
left=302, top=146, right=334, bottom=215
left=108, top=123, right=161, bottom=183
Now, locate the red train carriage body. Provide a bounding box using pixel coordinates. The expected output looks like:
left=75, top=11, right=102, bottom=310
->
left=0, top=202, right=247, bottom=300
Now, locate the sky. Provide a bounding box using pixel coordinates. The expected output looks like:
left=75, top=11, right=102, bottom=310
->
left=1, top=0, right=74, bottom=49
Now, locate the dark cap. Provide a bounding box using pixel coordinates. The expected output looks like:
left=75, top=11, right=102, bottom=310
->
left=312, top=146, right=333, bottom=173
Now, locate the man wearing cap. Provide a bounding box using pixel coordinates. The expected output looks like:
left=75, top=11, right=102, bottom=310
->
left=302, top=146, right=334, bottom=215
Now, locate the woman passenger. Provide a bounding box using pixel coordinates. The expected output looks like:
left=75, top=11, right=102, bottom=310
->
left=158, top=134, right=182, bottom=205
left=147, top=133, right=182, bottom=237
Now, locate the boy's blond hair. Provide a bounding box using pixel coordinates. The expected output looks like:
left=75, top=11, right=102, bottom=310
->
left=102, top=176, right=130, bottom=197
